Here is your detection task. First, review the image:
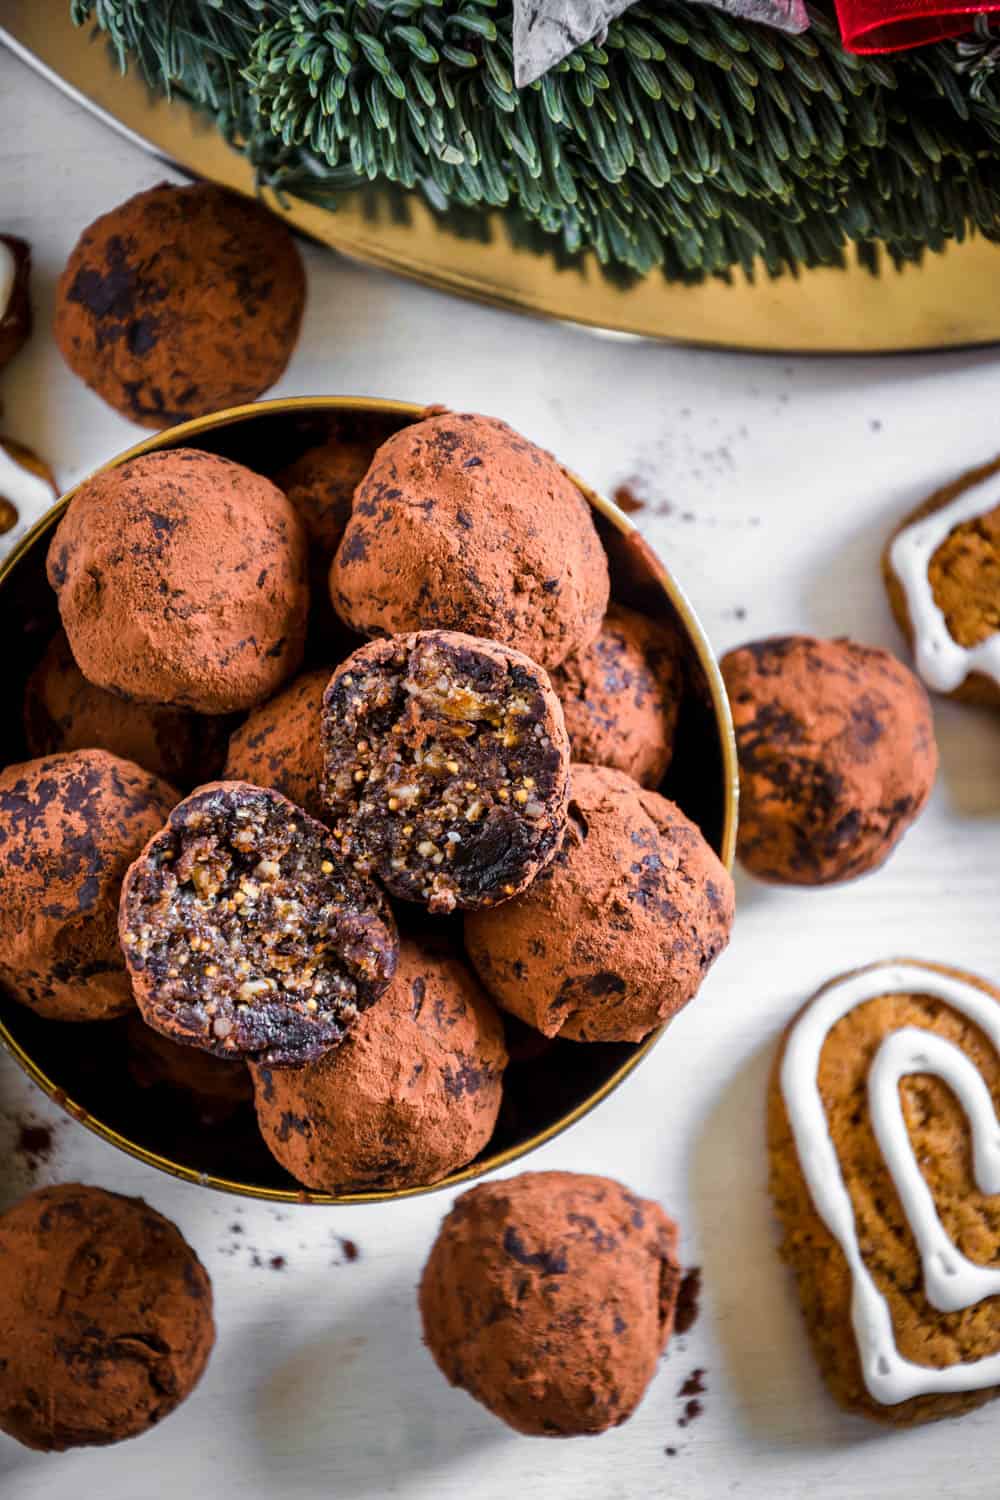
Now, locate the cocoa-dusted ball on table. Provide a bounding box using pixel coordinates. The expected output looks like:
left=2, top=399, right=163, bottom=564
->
left=720, top=634, right=937, bottom=885
left=0, top=749, right=177, bottom=1021
left=24, top=630, right=231, bottom=790
left=119, top=781, right=398, bottom=1067
left=46, top=448, right=308, bottom=715
left=330, top=412, right=609, bottom=669
left=0, top=1184, right=214, bottom=1452
left=223, top=667, right=331, bottom=825
left=54, top=182, right=305, bottom=428
left=420, top=1171, right=681, bottom=1436
left=250, top=936, right=507, bottom=1193
left=550, top=603, right=683, bottom=787
left=465, top=763, right=733, bottom=1044
left=322, top=630, right=571, bottom=914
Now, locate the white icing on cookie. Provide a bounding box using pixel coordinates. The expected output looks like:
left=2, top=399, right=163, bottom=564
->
left=0, top=241, right=15, bottom=323
left=781, top=960, right=1000, bottom=1406
left=889, top=473, right=1000, bottom=693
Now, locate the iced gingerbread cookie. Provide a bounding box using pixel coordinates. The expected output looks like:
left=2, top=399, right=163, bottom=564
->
left=0, top=235, right=31, bottom=371
left=769, top=958, right=1000, bottom=1425
left=883, top=457, right=1000, bottom=708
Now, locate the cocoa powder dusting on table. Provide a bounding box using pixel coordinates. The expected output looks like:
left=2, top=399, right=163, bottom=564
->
left=613, top=483, right=645, bottom=514
left=14, top=1121, right=55, bottom=1172
left=674, top=1266, right=702, bottom=1335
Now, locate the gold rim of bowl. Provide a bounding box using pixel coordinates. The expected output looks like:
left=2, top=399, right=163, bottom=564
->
left=0, top=396, right=739, bottom=1204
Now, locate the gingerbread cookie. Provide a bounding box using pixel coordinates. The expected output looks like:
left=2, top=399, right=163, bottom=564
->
left=769, top=959, right=1000, bottom=1425
left=0, top=235, right=31, bottom=371
left=883, top=458, right=1000, bottom=708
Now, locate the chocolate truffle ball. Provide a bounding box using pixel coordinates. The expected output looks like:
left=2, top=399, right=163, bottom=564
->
left=0, top=234, right=31, bottom=372
left=277, top=429, right=379, bottom=570
left=126, top=1012, right=253, bottom=1124
left=250, top=937, right=507, bottom=1192
left=53, top=183, right=305, bottom=428
left=0, top=750, right=177, bottom=1021
left=47, top=448, right=308, bottom=715
left=330, top=413, right=609, bottom=669
left=720, top=635, right=938, bottom=885
left=322, top=631, right=570, bottom=914
left=465, top=764, right=733, bottom=1044
left=119, top=781, right=398, bottom=1066
left=550, top=604, right=683, bottom=787
left=0, top=1184, right=214, bottom=1451
left=223, top=667, right=329, bottom=824
left=24, top=630, right=231, bottom=789
left=419, top=1171, right=681, bottom=1436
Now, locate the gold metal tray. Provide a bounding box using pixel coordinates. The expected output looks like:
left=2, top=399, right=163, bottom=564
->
left=0, top=396, right=738, bottom=1205
left=3, top=0, right=1000, bottom=351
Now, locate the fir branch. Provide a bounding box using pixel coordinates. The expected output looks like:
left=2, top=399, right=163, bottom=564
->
left=71, top=0, right=1000, bottom=281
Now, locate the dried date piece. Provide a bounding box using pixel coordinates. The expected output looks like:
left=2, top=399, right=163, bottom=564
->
left=322, top=631, right=570, bottom=913
left=120, top=781, right=398, bottom=1066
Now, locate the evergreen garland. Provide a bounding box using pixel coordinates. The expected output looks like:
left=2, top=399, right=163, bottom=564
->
left=72, top=0, right=1000, bottom=281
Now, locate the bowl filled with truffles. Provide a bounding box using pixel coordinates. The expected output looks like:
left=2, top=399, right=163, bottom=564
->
left=0, top=396, right=737, bottom=1203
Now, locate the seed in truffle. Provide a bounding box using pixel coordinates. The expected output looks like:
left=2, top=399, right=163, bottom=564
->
left=330, top=412, right=609, bottom=669
left=0, top=234, right=31, bottom=372
left=0, top=1183, right=214, bottom=1451
left=322, top=630, right=570, bottom=913
left=53, top=182, right=305, bottom=428
left=223, top=667, right=330, bottom=824
left=419, top=1171, right=681, bottom=1436
left=0, top=749, right=178, bottom=1021
left=24, top=630, right=232, bottom=789
left=119, top=781, right=398, bottom=1066
left=46, top=447, right=309, bottom=714
left=251, top=936, right=507, bottom=1192
left=720, top=634, right=938, bottom=885
left=550, top=603, right=683, bottom=787
left=465, top=764, right=733, bottom=1044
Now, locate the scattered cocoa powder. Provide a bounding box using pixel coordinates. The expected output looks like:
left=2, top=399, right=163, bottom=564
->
left=674, top=1266, right=702, bottom=1335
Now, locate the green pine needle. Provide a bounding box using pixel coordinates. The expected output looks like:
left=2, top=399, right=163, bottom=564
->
left=71, top=0, right=1000, bottom=281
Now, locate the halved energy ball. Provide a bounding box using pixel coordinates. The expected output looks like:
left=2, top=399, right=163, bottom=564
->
left=322, top=631, right=570, bottom=913
left=120, top=782, right=398, bottom=1066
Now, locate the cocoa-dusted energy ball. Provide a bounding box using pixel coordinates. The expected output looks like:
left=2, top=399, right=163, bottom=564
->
left=277, top=428, right=380, bottom=571
left=330, top=413, right=609, bottom=669
left=0, top=1184, right=214, bottom=1452
left=120, top=781, right=398, bottom=1067
left=251, top=937, right=507, bottom=1192
left=721, top=635, right=938, bottom=885
left=465, top=764, right=733, bottom=1043
left=47, top=448, right=308, bottom=714
left=420, top=1171, right=681, bottom=1436
left=54, top=182, right=305, bottom=428
left=322, top=631, right=570, bottom=913
left=24, top=630, right=231, bottom=790
left=550, top=604, right=683, bottom=787
left=0, top=750, right=177, bottom=1021
left=224, top=667, right=330, bottom=824
left=126, top=1012, right=253, bottom=1125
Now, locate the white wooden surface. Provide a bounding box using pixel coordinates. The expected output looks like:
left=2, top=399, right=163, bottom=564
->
left=1, top=43, right=999, bottom=1500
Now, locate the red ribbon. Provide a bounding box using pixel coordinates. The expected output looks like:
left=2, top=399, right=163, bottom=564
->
left=834, top=0, right=992, bottom=51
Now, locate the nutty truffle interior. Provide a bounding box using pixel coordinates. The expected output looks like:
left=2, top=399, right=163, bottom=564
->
left=121, top=787, right=394, bottom=1065
left=324, top=635, right=565, bottom=912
